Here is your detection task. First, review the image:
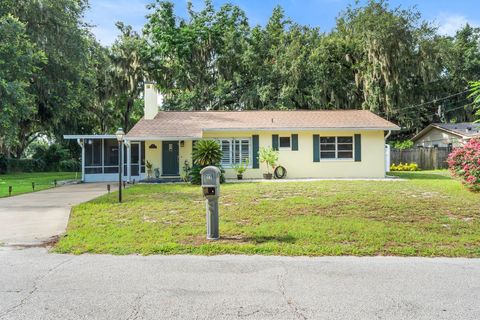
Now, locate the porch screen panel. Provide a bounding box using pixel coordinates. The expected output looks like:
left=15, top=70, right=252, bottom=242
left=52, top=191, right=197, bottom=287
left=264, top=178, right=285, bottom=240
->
left=123, top=145, right=128, bottom=175
left=130, top=143, right=140, bottom=176
left=103, top=139, right=119, bottom=173
left=141, top=142, right=145, bottom=173
left=85, top=139, right=102, bottom=174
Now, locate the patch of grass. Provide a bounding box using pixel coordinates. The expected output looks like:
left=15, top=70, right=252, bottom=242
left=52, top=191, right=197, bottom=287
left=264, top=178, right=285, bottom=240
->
left=55, top=170, right=480, bottom=257
left=0, top=172, right=79, bottom=197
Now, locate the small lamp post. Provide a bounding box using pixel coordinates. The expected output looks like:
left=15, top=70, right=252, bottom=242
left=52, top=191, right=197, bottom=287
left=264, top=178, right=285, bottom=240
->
left=115, top=127, right=125, bottom=203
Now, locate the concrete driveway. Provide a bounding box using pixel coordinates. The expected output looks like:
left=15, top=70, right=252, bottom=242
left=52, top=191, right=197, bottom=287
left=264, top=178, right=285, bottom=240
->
left=0, top=183, right=110, bottom=246
left=0, top=248, right=479, bottom=320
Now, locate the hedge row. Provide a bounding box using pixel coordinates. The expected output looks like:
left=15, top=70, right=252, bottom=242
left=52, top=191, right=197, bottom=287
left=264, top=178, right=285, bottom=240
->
left=0, top=157, right=80, bottom=174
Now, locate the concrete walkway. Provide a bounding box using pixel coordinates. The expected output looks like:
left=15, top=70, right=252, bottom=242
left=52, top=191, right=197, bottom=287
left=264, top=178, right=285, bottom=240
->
left=0, top=183, right=110, bottom=246
left=0, top=248, right=479, bottom=320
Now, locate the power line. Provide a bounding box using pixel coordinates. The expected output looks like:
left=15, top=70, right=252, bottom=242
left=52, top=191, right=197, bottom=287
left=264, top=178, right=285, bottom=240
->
left=444, top=102, right=473, bottom=113
left=397, top=89, right=470, bottom=112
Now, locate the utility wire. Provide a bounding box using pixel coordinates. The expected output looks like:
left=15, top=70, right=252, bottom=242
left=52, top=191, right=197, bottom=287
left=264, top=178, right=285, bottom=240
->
left=444, top=102, right=473, bottom=113
left=396, top=89, right=471, bottom=112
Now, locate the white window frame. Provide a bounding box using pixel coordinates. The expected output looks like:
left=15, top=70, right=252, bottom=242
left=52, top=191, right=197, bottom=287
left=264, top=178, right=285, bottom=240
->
left=279, top=136, right=291, bottom=150
left=217, top=138, right=252, bottom=168
left=320, top=136, right=354, bottom=161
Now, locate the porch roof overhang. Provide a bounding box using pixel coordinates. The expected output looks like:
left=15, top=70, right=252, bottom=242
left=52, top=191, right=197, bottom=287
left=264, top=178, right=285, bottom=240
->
left=63, top=134, right=117, bottom=140
left=122, top=136, right=199, bottom=141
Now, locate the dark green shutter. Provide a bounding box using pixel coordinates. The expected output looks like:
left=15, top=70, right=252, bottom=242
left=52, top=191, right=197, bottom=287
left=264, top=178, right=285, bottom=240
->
left=191, top=140, right=197, bottom=164
left=313, top=134, right=320, bottom=162
left=291, top=134, right=298, bottom=151
left=272, top=134, right=279, bottom=151
left=252, top=135, right=259, bottom=168
left=354, top=134, right=361, bottom=162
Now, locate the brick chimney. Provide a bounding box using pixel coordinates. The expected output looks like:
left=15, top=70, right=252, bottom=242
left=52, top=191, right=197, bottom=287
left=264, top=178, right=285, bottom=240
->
left=144, top=82, right=162, bottom=120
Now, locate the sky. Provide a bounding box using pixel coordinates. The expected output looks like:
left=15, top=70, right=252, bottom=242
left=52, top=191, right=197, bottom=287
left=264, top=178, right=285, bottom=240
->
left=85, top=0, right=480, bottom=46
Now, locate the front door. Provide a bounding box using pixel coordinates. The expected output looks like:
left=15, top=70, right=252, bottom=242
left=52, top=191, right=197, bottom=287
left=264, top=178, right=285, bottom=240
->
left=130, top=142, right=140, bottom=176
left=162, top=141, right=179, bottom=176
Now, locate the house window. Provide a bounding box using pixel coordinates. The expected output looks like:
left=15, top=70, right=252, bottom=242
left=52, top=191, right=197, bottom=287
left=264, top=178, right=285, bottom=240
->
left=279, top=136, right=291, bottom=149
left=320, top=136, right=353, bottom=159
left=218, top=139, right=251, bottom=167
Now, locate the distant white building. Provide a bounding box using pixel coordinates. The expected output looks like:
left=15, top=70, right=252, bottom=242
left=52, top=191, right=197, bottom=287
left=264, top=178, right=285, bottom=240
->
left=412, top=123, right=480, bottom=148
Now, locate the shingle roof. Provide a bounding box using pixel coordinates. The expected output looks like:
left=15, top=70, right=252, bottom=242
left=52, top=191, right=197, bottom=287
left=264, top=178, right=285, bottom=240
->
left=126, top=110, right=400, bottom=139
left=434, top=123, right=480, bottom=137
left=412, top=122, right=480, bottom=142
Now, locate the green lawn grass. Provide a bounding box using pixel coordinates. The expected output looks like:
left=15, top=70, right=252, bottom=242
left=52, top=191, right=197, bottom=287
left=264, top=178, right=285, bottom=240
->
left=55, top=171, right=480, bottom=257
left=0, top=172, right=79, bottom=197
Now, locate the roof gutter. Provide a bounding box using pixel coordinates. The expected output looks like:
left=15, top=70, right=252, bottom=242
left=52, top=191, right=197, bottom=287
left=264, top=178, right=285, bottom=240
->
left=202, top=126, right=400, bottom=132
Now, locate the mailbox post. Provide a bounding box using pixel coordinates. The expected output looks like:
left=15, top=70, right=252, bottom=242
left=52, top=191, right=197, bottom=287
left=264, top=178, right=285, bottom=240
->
left=200, top=166, right=221, bottom=240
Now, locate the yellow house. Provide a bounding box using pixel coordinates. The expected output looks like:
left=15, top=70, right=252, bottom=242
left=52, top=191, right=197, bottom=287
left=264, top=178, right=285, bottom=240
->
left=65, top=84, right=399, bottom=182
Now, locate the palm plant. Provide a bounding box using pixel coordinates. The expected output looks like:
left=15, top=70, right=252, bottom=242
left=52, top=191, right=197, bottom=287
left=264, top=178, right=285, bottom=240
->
left=189, top=140, right=224, bottom=184
left=192, top=140, right=223, bottom=166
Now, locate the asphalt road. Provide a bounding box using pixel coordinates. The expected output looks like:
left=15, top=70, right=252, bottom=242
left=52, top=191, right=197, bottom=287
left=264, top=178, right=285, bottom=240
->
left=0, top=183, right=110, bottom=246
left=1, top=248, right=479, bottom=320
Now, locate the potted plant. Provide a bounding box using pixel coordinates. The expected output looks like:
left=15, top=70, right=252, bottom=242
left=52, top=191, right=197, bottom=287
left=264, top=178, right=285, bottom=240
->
left=232, top=159, right=249, bottom=180
left=181, top=160, right=191, bottom=182
left=146, top=160, right=153, bottom=179
left=258, top=147, right=278, bottom=180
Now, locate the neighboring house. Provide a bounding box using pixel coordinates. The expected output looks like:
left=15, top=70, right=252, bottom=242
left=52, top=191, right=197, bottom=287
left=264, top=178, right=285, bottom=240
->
left=412, top=123, right=480, bottom=148
left=65, top=84, right=399, bottom=182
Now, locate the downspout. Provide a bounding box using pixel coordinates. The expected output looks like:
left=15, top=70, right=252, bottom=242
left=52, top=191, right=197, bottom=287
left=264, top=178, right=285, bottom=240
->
left=384, top=130, right=391, bottom=174
left=384, top=130, right=392, bottom=141
left=77, top=138, right=85, bottom=182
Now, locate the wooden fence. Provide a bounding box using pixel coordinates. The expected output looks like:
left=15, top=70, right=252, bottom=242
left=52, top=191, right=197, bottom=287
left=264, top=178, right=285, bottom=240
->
left=390, top=147, right=451, bottom=170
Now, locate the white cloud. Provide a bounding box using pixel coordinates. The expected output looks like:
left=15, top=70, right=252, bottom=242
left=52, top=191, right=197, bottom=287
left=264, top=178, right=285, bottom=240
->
left=437, top=14, right=479, bottom=36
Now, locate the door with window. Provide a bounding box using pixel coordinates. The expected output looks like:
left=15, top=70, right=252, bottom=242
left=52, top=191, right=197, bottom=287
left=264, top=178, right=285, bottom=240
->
left=123, top=142, right=141, bottom=177
left=130, top=142, right=140, bottom=176
left=162, top=141, right=179, bottom=176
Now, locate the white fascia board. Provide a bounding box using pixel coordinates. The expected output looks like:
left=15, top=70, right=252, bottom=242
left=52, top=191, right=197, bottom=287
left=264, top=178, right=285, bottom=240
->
left=124, top=136, right=200, bottom=141
left=202, top=126, right=400, bottom=132
left=63, top=134, right=117, bottom=139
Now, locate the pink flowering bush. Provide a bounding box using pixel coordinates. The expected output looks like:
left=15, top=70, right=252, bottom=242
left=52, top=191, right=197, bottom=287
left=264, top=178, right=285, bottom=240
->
left=447, top=138, right=480, bottom=191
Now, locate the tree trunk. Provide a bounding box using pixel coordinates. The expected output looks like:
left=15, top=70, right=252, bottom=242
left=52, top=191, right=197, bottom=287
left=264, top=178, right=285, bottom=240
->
left=123, top=98, right=133, bottom=131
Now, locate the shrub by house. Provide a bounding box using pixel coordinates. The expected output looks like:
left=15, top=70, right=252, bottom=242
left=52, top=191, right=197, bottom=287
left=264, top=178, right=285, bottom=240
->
left=447, top=138, right=480, bottom=191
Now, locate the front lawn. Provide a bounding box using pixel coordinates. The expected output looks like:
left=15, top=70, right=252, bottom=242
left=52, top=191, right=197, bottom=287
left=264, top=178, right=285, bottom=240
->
left=55, top=171, right=480, bottom=257
left=0, top=172, right=79, bottom=197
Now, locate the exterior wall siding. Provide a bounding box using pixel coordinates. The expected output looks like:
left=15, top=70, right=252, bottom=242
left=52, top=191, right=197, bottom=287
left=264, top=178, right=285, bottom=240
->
left=145, top=140, right=193, bottom=177
left=413, top=128, right=465, bottom=148
left=202, top=130, right=386, bottom=179
left=143, top=130, right=387, bottom=180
